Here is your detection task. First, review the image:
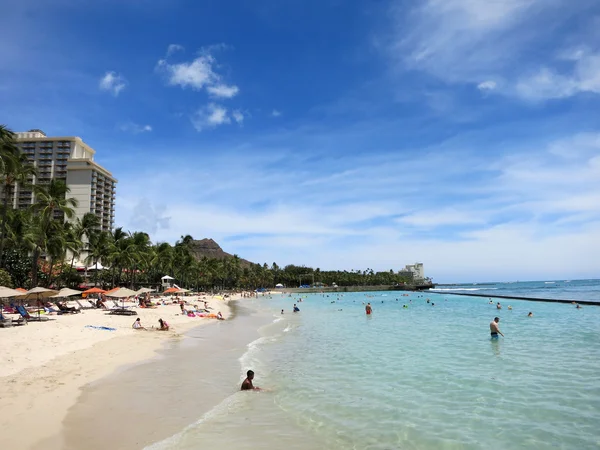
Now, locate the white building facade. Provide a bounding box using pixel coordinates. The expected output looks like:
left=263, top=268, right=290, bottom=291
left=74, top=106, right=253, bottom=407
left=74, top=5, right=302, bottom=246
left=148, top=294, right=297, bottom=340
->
left=404, top=263, right=425, bottom=281
left=4, top=129, right=117, bottom=232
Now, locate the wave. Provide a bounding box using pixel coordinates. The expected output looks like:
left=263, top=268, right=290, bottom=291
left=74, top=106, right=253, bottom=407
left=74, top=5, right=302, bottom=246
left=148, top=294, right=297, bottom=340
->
left=430, top=288, right=499, bottom=292
left=545, top=282, right=556, bottom=284
left=144, top=394, right=246, bottom=450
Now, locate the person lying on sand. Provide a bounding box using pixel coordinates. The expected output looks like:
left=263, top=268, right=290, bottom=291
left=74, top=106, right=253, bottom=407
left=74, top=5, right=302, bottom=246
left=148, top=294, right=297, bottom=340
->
left=132, top=318, right=145, bottom=330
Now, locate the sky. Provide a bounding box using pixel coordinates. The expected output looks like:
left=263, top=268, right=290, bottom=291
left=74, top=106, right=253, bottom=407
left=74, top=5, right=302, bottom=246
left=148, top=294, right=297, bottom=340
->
left=1, top=0, right=600, bottom=283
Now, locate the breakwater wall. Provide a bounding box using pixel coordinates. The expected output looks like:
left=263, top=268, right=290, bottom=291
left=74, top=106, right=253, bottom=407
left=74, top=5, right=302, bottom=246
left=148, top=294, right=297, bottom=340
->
left=429, top=291, right=600, bottom=306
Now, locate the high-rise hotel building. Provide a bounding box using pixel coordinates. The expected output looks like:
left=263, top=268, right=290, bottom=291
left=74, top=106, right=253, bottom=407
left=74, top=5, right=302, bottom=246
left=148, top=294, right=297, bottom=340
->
left=5, top=129, right=117, bottom=232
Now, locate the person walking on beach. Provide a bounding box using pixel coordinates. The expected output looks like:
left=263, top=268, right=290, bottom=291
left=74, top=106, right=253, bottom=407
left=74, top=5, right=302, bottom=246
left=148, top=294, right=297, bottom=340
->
left=365, top=303, right=372, bottom=315
left=241, top=370, right=261, bottom=391
left=490, top=317, right=504, bottom=339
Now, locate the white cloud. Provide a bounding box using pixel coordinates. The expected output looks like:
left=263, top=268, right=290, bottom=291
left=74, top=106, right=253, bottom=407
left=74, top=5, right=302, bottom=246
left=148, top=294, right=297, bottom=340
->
left=120, top=122, right=152, bottom=134
left=191, top=103, right=231, bottom=131
left=113, top=127, right=600, bottom=281
left=157, top=55, right=218, bottom=90
left=389, top=0, right=600, bottom=101
left=157, top=46, right=240, bottom=98
left=477, top=80, right=497, bottom=92
left=166, top=44, right=184, bottom=56
left=207, top=84, right=239, bottom=98
left=516, top=52, right=600, bottom=100
left=232, top=109, right=244, bottom=124
left=271, top=109, right=282, bottom=117
left=99, top=71, right=126, bottom=96
left=393, top=0, right=540, bottom=81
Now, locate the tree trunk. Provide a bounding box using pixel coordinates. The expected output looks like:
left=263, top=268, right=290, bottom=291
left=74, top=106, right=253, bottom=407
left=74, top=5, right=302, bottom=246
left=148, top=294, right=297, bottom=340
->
left=0, top=184, right=12, bottom=268
left=31, top=246, right=40, bottom=287
left=47, top=258, right=55, bottom=288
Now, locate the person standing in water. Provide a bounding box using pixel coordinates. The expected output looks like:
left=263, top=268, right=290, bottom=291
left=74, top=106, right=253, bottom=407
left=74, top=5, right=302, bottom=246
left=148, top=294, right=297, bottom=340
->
left=365, top=303, right=372, bottom=315
left=490, top=317, right=504, bottom=339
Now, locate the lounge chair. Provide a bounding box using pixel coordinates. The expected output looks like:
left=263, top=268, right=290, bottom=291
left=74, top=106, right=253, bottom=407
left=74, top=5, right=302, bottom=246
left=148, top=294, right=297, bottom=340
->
left=0, top=311, right=26, bottom=327
left=16, top=305, right=50, bottom=322
left=74, top=299, right=95, bottom=310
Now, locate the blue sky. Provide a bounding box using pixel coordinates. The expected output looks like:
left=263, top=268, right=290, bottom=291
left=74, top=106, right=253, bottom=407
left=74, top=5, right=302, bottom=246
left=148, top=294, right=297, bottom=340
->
left=1, top=0, right=600, bottom=282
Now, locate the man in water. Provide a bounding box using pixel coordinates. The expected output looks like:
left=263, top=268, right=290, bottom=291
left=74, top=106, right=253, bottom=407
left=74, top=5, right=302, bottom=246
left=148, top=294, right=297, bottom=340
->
left=293, top=304, right=300, bottom=312
left=490, top=317, right=504, bottom=339
left=241, top=370, right=261, bottom=391
left=496, top=302, right=502, bottom=310
left=365, top=303, right=372, bottom=315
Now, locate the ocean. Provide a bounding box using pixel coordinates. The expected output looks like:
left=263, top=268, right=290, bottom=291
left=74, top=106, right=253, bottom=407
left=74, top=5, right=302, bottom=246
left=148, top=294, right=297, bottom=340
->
left=147, top=280, right=600, bottom=450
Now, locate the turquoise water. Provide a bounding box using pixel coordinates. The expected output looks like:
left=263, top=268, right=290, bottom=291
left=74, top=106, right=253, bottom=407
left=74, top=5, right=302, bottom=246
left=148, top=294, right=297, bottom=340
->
left=150, top=282, right=600, bottom=450
left=430, top=279, right=600, bottom=302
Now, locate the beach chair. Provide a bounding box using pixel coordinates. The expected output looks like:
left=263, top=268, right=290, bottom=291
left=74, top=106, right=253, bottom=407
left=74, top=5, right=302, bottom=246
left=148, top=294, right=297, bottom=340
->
left=16, top=305, right=50, bottom=322
left=75, top=299, right=94, bottom=310
left=0, top=311, right=26, bottom=327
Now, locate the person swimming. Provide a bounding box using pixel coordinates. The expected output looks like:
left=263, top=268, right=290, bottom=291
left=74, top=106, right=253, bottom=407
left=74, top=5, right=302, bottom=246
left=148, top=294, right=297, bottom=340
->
left=293, top=304, right=300, bottom=312
left=527, top=312, right=533, bottom=317
left=496, top=302, right=502, bottom=310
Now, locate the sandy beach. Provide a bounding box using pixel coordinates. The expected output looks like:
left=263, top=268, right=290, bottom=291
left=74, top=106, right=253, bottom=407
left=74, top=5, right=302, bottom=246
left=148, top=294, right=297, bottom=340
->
left=0, top=294, right=234, bottom=450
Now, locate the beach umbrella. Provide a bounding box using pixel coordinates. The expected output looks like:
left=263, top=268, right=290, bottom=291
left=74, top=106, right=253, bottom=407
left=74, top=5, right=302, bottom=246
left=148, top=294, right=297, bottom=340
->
left=15, top=288, right=27, bottom=293
left=0, top=286, right=24, bottom=298
left=0, top=286, right=25, bottom=318
left=21, top=287, right=59, bottom=320
left=105, top=287, right=137, bottom=298
left=106, top=287, right=138, bottom=310
left=136, top=287, right=155, bottom=295
left=163, top=287, right=180, bottom=294
left=50, top=288, right=82, bottom=298
left=83, top=287, right=107, bottom=294
left=87, top=262, right=107, bottom=270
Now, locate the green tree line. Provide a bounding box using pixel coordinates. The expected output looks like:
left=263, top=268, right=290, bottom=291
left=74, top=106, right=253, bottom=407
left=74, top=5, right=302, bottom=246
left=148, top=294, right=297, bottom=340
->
left=0, top=125, right=415, bottom=290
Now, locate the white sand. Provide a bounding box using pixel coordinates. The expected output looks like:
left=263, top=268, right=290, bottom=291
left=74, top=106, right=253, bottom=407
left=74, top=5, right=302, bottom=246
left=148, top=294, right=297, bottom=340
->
left=0, top=294, right=235, bottom=450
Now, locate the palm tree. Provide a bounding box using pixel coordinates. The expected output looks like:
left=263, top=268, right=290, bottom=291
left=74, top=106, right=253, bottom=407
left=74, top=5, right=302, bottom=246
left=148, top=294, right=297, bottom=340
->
left=29, top=179, right=78, bottom=286
left=86, top=231, right=112, bottom=287
left=70, top=212, right=101, bottom=269
left=107, top=227, right=128, bottom=287
left=0, top=131, right=37, bottom=267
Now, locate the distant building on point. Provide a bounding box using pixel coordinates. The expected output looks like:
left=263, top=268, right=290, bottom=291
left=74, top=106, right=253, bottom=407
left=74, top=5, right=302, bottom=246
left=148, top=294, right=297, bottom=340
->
left=400, top=263, right=425, bottom=281
left=2, top=129, right=117, bottom=232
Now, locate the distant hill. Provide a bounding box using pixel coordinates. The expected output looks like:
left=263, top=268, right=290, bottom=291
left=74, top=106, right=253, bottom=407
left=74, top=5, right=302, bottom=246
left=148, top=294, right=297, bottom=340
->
left=187, top=238, right=254, bottom=266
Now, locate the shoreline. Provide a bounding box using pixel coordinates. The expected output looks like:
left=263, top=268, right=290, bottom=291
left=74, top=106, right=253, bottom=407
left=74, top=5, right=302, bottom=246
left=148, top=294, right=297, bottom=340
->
left=55, top=298, right=274, bottom=450
left=0, top=295, right=235, bottom=450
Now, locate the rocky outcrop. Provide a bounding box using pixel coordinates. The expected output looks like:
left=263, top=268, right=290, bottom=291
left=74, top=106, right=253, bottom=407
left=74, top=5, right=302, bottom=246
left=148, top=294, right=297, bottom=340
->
left=187, top=239, right=254, bottom=266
